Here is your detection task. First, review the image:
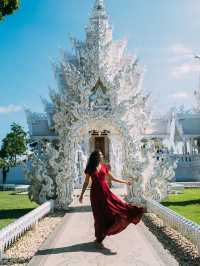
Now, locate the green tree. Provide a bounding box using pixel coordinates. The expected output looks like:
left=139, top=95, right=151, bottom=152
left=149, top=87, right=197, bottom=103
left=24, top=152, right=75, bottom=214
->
left=0, top=0, right=20, bottom=21
left=0, top=123, right=27, bottom=183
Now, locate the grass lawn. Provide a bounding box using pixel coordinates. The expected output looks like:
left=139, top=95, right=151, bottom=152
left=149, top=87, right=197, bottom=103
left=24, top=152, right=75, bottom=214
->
left=0, top=191, right=38, bottom=230
left=161, top=188, right=200, bottom=225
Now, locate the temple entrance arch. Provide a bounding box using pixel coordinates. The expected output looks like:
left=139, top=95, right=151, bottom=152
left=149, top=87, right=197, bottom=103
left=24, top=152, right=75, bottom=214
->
left=73, top=118, right=126, bottom=179
left=56, top=118, right=128, bottom=209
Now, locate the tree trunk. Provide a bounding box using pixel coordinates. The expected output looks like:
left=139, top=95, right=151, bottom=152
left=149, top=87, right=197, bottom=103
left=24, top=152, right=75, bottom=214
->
left=3, top=167, right=7, bottom=184
left=2, top=167, right=9, bottom=184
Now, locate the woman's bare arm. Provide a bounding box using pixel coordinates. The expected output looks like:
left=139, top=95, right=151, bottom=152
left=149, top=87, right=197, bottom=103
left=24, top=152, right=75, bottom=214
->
left=79, top=174, right=91, bottom=203
left=107, top=171, right=131, bottom=185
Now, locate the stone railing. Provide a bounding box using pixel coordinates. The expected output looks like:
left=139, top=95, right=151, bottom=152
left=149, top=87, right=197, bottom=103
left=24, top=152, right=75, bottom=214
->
left=0, top=184, right=30, bottom=192
left=154, top=153, right=200, bottom=164
left=167, top=182, right=184, bottom=194
left=176, top=182, right=200, bottom=188
left=172, top=154, right=200, bottom=164
left=0, top=184, right=16, bottom=191
left=146, top=199, right=200, bottom=253
left=0, top=200, right=54, bottom=260
left=14, top=185, right=30, bottom=193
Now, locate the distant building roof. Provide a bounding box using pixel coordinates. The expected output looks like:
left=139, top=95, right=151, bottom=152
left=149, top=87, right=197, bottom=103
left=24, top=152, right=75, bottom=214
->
left=180, top=117, right=200, bottom=135
left=144, top=119, right=169, bottom=137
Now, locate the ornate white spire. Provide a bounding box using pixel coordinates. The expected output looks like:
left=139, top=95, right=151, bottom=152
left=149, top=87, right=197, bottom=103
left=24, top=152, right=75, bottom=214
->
left=92, top=0, right=107, bottom=18
left=86, top=0, right=112, bottom=46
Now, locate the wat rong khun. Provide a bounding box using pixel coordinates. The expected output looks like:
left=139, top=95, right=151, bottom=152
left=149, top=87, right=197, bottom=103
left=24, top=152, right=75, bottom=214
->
left=0, top=0, right=200, bottom=264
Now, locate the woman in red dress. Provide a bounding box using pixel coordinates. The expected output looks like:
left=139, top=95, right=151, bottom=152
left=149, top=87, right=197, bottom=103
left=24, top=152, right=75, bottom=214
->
left=79, top=150, right=145, bottom=248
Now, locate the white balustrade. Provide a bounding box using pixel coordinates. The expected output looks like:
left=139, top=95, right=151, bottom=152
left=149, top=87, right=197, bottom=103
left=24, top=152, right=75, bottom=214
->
left=175, top=182, right=200, bottom=188
left=168, top=183, right=184, bottom=194
left=146, top=199, right=200, bottom=253
left=172, top=154, right=200, bottom=164
left=0, top=200, right=54, bottom=260
left=0, top=184, right=16, bottom=191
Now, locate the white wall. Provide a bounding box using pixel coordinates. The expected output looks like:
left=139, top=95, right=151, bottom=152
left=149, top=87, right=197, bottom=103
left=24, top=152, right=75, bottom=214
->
left=174, top=156, right=200, bottom=181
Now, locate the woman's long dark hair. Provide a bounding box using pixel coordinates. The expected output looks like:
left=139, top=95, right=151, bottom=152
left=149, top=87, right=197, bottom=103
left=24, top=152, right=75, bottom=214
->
left=85, top=150, right=101, bottom=175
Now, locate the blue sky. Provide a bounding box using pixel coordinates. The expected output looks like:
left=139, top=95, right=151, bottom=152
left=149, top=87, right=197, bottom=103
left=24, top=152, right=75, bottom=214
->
left=0, top=0, right=200, bottom=142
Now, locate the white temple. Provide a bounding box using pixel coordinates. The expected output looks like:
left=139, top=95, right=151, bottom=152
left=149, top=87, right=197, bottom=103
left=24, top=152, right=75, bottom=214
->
left=26, top=110, right=200, bottom=183
left=25, top=0, right=192, bottom=209
left=145, top=107, right=200, bottom=181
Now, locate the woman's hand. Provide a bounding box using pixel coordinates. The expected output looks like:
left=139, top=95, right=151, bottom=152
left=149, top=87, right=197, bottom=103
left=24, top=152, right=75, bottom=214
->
left=108, top=171, right=133, bottom=185
left=79, top=195, right=83, bottom=204
left=126, top=180, right=132, bottom=186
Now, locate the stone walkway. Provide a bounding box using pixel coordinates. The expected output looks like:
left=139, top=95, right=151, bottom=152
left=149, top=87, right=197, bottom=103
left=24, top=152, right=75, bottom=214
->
left=28, top=189, right=178, bottom=266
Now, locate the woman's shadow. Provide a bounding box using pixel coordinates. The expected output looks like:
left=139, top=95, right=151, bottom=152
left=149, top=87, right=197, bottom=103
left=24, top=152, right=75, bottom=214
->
left=36, top=241, right=117, bottom=256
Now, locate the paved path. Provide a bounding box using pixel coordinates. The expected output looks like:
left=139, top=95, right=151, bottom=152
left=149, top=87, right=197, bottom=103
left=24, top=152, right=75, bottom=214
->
left=28, top=189, right=178, bottom=266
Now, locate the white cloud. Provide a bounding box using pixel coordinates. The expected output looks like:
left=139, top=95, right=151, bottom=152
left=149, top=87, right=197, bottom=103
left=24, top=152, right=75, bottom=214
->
left=168, top=43, right=200, bottom=79
left=167, top=43, right=193, bottom=64
left=170, top=91, right=191, bottom=99
left=0, top=104, right=22, bottom=114
left=171, top=62, right=200, bottom=79
left=169, top=44, right=193, bottom=57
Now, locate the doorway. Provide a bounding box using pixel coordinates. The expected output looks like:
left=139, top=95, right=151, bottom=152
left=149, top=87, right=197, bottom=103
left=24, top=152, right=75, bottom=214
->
left=95, top=137, right=105, bottom=156
left=89, top=130, right=110, bottom=163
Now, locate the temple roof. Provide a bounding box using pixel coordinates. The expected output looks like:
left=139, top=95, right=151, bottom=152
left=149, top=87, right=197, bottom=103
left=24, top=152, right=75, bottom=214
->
left=25, top=109, right=57, bottom=138
left=144, top=113, right=200, bottom=138
left=144, top=119, right=169, bottom=136
left=180, top=117, right=200, bottom=135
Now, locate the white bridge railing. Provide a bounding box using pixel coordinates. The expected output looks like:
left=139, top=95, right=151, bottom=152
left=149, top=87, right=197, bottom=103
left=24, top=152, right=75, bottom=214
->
left=147, top=199, right=200, bottom=253
left=175, top=182, right=200, bottom=188
left=172, top=154, right=200, bottom=163
left=0, top=200, right=54, bottom=260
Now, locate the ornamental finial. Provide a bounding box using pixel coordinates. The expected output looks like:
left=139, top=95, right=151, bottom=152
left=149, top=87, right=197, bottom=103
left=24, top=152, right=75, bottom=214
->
left=91, top=0, right=107, bottom=19
left=94, top=0, right=105, bottom=8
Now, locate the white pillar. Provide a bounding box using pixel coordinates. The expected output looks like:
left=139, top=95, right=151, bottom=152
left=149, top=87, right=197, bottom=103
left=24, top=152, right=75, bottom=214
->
left=197, top=139, right=200, bottom=154
left=184, top=142, right=187, bottom=154
left=186, top=140, right=190, bottom=154
left=189, top=138, right=194, bottom=154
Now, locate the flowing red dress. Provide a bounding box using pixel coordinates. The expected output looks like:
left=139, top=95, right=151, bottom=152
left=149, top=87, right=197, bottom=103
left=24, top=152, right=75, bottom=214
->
left=87, top=163, right=145, bottom=242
